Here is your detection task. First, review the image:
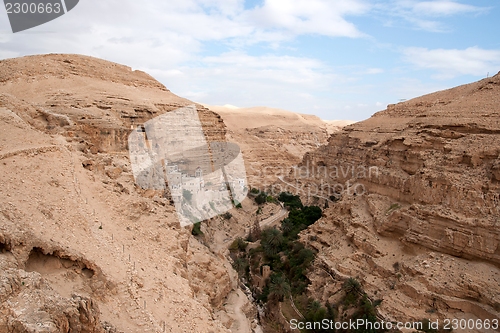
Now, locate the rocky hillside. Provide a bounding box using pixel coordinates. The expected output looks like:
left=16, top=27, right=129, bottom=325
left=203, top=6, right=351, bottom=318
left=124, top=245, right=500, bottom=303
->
left=294, top=73, right=500, bottom=327
left=0, top=54, right=238, bottom=333
left=206, top=104, right=353, bottom=188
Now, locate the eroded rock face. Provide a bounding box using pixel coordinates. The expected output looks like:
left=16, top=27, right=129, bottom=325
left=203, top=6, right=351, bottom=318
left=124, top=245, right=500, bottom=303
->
left=206, top=105, right=352, bottom=188
left=0, top=54, right=225, bottom=154
left=295, top=73, right=500, bottom=327
left=301, top=73, right=500, bottom=263
left=0, top=54, right=232, bottom=333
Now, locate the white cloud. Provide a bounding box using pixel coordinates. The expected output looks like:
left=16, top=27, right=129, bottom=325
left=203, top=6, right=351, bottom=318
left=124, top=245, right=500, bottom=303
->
left=246, top=0, right=369, bottom=38
left=146, top=51, right=346, bottom=114
left=0, top=0, right=369, bottom=66
left=412, top=1, right=486, bottom=16
left=365, top=68, right=384, bottom=74
left=403, top=46, right=500, bottom=79
left=378, top=0, right=490, bottom=32
left=179, top=51, right=334, bottom=89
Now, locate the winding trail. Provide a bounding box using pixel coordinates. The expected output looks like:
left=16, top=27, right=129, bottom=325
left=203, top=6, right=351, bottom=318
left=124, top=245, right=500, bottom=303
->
left=225, top=289, right=252, bottom=333
left=259, top=203, right=288, bottom=228
left=221, top=202, right=287, bottom=333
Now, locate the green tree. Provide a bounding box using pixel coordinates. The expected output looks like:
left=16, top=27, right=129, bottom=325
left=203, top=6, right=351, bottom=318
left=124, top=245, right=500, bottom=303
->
left=261, top=228, right=284, bottom=257
left=278, top=192, right=303, bottom=209
left=229, top=237, right=248, bottom=252
left=343, top=277, right=361, bottom=294
left=268, top=273, right=291, bottom=302
left=255, top=192, right=267, bottom=205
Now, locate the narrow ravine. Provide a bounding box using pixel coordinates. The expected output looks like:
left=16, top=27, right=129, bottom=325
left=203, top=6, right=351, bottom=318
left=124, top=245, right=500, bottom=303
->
left=203, top=200, right=287, bottom=333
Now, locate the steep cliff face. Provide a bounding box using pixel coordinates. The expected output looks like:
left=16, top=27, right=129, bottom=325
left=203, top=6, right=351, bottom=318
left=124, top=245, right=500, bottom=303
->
left=0, top=54, right=233, bottom=333
left=0, top=54, right=225, bottom=153
left=295, top=73, right=500, bottom=326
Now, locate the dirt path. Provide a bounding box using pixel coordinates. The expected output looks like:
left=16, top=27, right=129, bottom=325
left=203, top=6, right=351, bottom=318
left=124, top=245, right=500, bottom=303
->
left=208, top=201, right=286, bottom=333
left=225, top=289, right=252, bottom=333
left=259, top=203, right=288, bottom=228
left=219, top=202, right=286, bottom=333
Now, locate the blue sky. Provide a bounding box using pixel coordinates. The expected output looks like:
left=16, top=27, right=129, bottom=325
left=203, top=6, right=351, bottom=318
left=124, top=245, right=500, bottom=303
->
left=1, top=0, right=499, bottom=120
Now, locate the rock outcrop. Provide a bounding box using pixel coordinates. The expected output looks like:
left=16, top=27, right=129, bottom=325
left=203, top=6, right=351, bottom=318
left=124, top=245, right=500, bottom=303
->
left=0, top=54, right=225, bottom=154
left=0, top=54, right=233, bottom=332
left=294, top=73, right=500, bottom=327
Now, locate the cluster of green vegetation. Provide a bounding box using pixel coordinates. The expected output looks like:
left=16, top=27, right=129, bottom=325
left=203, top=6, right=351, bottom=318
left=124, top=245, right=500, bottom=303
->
left=255, top=191, right=268, bottom=204
left=229, top=237, right=250, bottom=278
left=256, top=239, right=316, bottom=301
left=281, top=206, right=322, bottom=240
left=230, top=237, right=248, bottom=252
left=249, top=188, right=277, bottom=205
left=278, top=192, right=304, bottom=210
left=291, top=278, right=384, bottom=333
left=229, top=191, right=393, bottom=332
left=191, top=222, right=203, bottom=236
left=298, top=298, right=337, bottom=333
left=386, top=203, right=401, bottom=213
left=275, top=192, right=321, bottom=240
left=252, top=193, right=323, bottom=301
left=250, top=187, right=260, bottom=194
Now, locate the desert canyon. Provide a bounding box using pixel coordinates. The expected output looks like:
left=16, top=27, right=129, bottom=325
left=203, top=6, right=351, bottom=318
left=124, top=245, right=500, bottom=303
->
left=0, top=54, right=499, bottom=333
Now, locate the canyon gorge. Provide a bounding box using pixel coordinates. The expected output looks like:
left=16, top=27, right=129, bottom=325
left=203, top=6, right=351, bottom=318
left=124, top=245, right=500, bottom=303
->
left=0, top=54, right=499, bottom=333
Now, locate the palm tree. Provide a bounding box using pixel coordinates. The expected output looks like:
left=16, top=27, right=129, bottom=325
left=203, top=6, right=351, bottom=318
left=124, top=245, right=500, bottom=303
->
left=268, top=273, right=291, bottom=302
left=261, top=228, right=283, bottom=257
left=232, top=257, right=247, bottom=276
left=307, top=300, right=321, bottom=315
left=281, top=218, right=293, bottom=236
left=343, top=277, right=361, bottom=294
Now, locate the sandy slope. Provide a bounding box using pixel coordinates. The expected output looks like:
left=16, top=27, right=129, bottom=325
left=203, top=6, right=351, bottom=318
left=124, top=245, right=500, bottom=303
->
left=0, top=54, right=234, bottom=333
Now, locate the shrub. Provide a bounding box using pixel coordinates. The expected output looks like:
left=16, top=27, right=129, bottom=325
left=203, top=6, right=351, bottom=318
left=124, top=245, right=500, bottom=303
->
left=255, top=192, right=267, bottom=205
left=387, top=203, right=401, bottom=213
left=222, top=212, right=232, bottom=220
left=232, top=257, right=249, bottom=277
left=343, top=278, right=361, bottom=294
left=250, top=187, right=260, bottom=194
left=229, top=237, right=248, bottom=252
left=191, top=222, right=203, bottom=236
left=268, top=273, right=291, bottom=302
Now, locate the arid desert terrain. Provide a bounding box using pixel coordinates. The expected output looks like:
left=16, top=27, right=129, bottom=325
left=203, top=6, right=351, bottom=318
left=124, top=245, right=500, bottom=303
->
left=0, top=54, right=499, bottom=333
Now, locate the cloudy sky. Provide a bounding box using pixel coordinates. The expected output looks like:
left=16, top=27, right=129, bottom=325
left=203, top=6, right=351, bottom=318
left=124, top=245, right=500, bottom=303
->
left=1, top=0, right=499, bottom=120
